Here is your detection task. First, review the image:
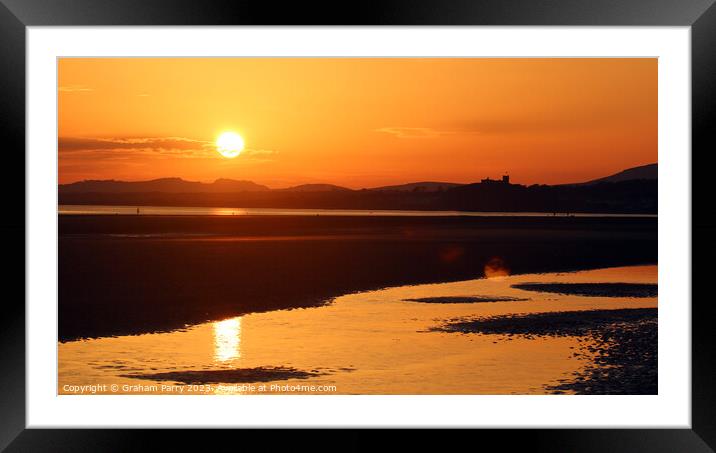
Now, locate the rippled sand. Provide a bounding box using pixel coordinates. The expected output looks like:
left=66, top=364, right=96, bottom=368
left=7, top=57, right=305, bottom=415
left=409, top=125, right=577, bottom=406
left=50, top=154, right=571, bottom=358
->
left=58, top=265, right=657, bottom=395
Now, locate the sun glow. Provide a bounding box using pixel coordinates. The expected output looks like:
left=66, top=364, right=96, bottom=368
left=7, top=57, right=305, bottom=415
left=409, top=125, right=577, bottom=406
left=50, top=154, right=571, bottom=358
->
left=216, top=131, right=245, bottom=158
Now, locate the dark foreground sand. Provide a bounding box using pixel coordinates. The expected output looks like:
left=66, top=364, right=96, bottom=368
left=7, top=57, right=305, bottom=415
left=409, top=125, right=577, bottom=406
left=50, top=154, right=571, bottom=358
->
left=512, top=282, right=658, bottom=298
left=120, top=366, right=325, bottom=384
left=435, top=307, right=657, bottom=394
left=548, top=315, right=657, bottom=394
left=405, top=296, right=528, bottom=303
left=59, top=215, right=656, bottom=341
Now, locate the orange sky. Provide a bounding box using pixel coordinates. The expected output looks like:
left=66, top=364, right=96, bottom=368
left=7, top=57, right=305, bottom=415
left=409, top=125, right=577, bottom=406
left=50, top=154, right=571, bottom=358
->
left=58, top=58, right=656, bottom=188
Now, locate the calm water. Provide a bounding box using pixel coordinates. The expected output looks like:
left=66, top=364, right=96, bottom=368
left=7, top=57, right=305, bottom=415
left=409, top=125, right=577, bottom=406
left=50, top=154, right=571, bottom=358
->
left=58, top=265, right=657, bottom=395
left=58, top=204, right=656, bottom=218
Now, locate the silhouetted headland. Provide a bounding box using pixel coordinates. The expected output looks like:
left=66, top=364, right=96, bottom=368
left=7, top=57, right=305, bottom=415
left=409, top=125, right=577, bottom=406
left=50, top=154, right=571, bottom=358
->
left=59, top=164, right=658, bottom=214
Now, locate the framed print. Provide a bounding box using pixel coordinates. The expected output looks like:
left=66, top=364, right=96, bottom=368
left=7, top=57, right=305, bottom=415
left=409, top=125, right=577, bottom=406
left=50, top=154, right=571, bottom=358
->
left=2, top=0, right=714, bottom=450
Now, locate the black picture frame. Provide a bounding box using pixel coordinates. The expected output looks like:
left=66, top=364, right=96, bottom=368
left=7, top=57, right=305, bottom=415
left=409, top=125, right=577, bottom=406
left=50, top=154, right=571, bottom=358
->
left=1, top=0, right=713, bottom=450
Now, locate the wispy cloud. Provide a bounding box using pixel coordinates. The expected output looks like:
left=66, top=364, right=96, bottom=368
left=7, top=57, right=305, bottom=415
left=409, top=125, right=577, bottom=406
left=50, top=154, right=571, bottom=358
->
left=59, top=137, right=212, bottom=156
left=378, top=114, right=616, bottom=140
left=58, top=136, right=277, bottom=161
left=449, top=112, right=630, bottom=136
left=375, top=127, right=455, bottom=139
left=58, top=85, right=94, bottom=93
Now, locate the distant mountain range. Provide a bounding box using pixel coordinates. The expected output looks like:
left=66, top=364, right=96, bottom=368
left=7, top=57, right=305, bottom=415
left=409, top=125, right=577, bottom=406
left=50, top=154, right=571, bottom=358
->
left=59, top=177, right=269, bottom=194
left=58, top=163, right=658, bottom=214
left=58, top=178, right=461, bottom=194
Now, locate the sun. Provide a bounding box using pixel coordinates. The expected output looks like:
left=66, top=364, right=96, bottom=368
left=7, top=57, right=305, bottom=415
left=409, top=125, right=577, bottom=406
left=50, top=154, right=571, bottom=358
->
left=216, top=131, right=245, bottom=158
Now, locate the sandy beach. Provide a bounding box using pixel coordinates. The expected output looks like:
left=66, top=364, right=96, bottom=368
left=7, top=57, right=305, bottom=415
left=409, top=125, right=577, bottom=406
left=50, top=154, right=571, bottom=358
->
left=59, top=264, right=658, bottom=394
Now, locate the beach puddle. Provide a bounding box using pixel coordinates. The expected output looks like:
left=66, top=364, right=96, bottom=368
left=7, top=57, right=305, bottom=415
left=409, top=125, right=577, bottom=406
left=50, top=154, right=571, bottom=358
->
left=58, top=265, right=657, bottom=395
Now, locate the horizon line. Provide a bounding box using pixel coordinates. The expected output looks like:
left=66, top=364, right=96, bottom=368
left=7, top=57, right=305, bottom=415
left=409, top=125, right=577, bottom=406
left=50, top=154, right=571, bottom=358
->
left=57, top=161, right=658, bottom=190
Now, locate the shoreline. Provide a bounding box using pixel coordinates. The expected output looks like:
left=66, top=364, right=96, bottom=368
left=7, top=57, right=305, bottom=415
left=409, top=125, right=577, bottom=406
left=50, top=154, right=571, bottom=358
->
left=59, top=215, right=657, bottom=341
left=58, top=206, right=658, bottom=218
left=59, top=265, right=658, bottom=395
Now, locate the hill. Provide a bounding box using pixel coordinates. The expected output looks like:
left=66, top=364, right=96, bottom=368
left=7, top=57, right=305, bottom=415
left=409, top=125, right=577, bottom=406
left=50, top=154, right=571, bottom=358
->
left=579, top=163, right=657, bottom=185
left=279, top=184, right=352, bottom=192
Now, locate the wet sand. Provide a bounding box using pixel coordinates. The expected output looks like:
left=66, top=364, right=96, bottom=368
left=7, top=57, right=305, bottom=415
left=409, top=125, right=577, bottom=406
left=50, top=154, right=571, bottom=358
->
left=439, top=307, right=658, bottom=395
left=433, top=293, right=658, bottom=394
left=58, top=265, right=657, bottom=394
left=511, top=283, right=657, bottom=298
left=120, top=366, right=325, bottom=384
left=547, top=316, right=657, bottom=394
left=435, top=307, right=657, bottom=336
left=59, top=215, right=656, bottom=341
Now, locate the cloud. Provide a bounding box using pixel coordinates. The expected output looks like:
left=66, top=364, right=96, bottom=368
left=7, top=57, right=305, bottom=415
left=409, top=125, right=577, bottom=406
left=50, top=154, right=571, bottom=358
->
left=60, top=137, right=208, bottom=150
left=450, top=111, right=633, bottom=136
left=378, top=113, right=620, bottom=140
left=58, top=136, right=277, bottom=161
left=58, top=85, right=94, bottom=93
left=59, top=136, right=216, bottom=160
left=375, top=127, right=453, bottom=139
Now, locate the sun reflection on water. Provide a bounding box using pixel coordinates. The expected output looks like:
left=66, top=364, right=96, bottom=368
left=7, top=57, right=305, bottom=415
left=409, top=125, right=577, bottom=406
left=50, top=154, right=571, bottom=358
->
left=213, top=317, right=242, bottom=362
left=58, top=265, right=657, bottom=394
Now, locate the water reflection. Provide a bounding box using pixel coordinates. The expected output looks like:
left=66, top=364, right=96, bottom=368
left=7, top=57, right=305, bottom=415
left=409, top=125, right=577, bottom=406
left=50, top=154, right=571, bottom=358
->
left=58, top=265, right=657, bottom=394
left=213, top=317, right=241, bottom=362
